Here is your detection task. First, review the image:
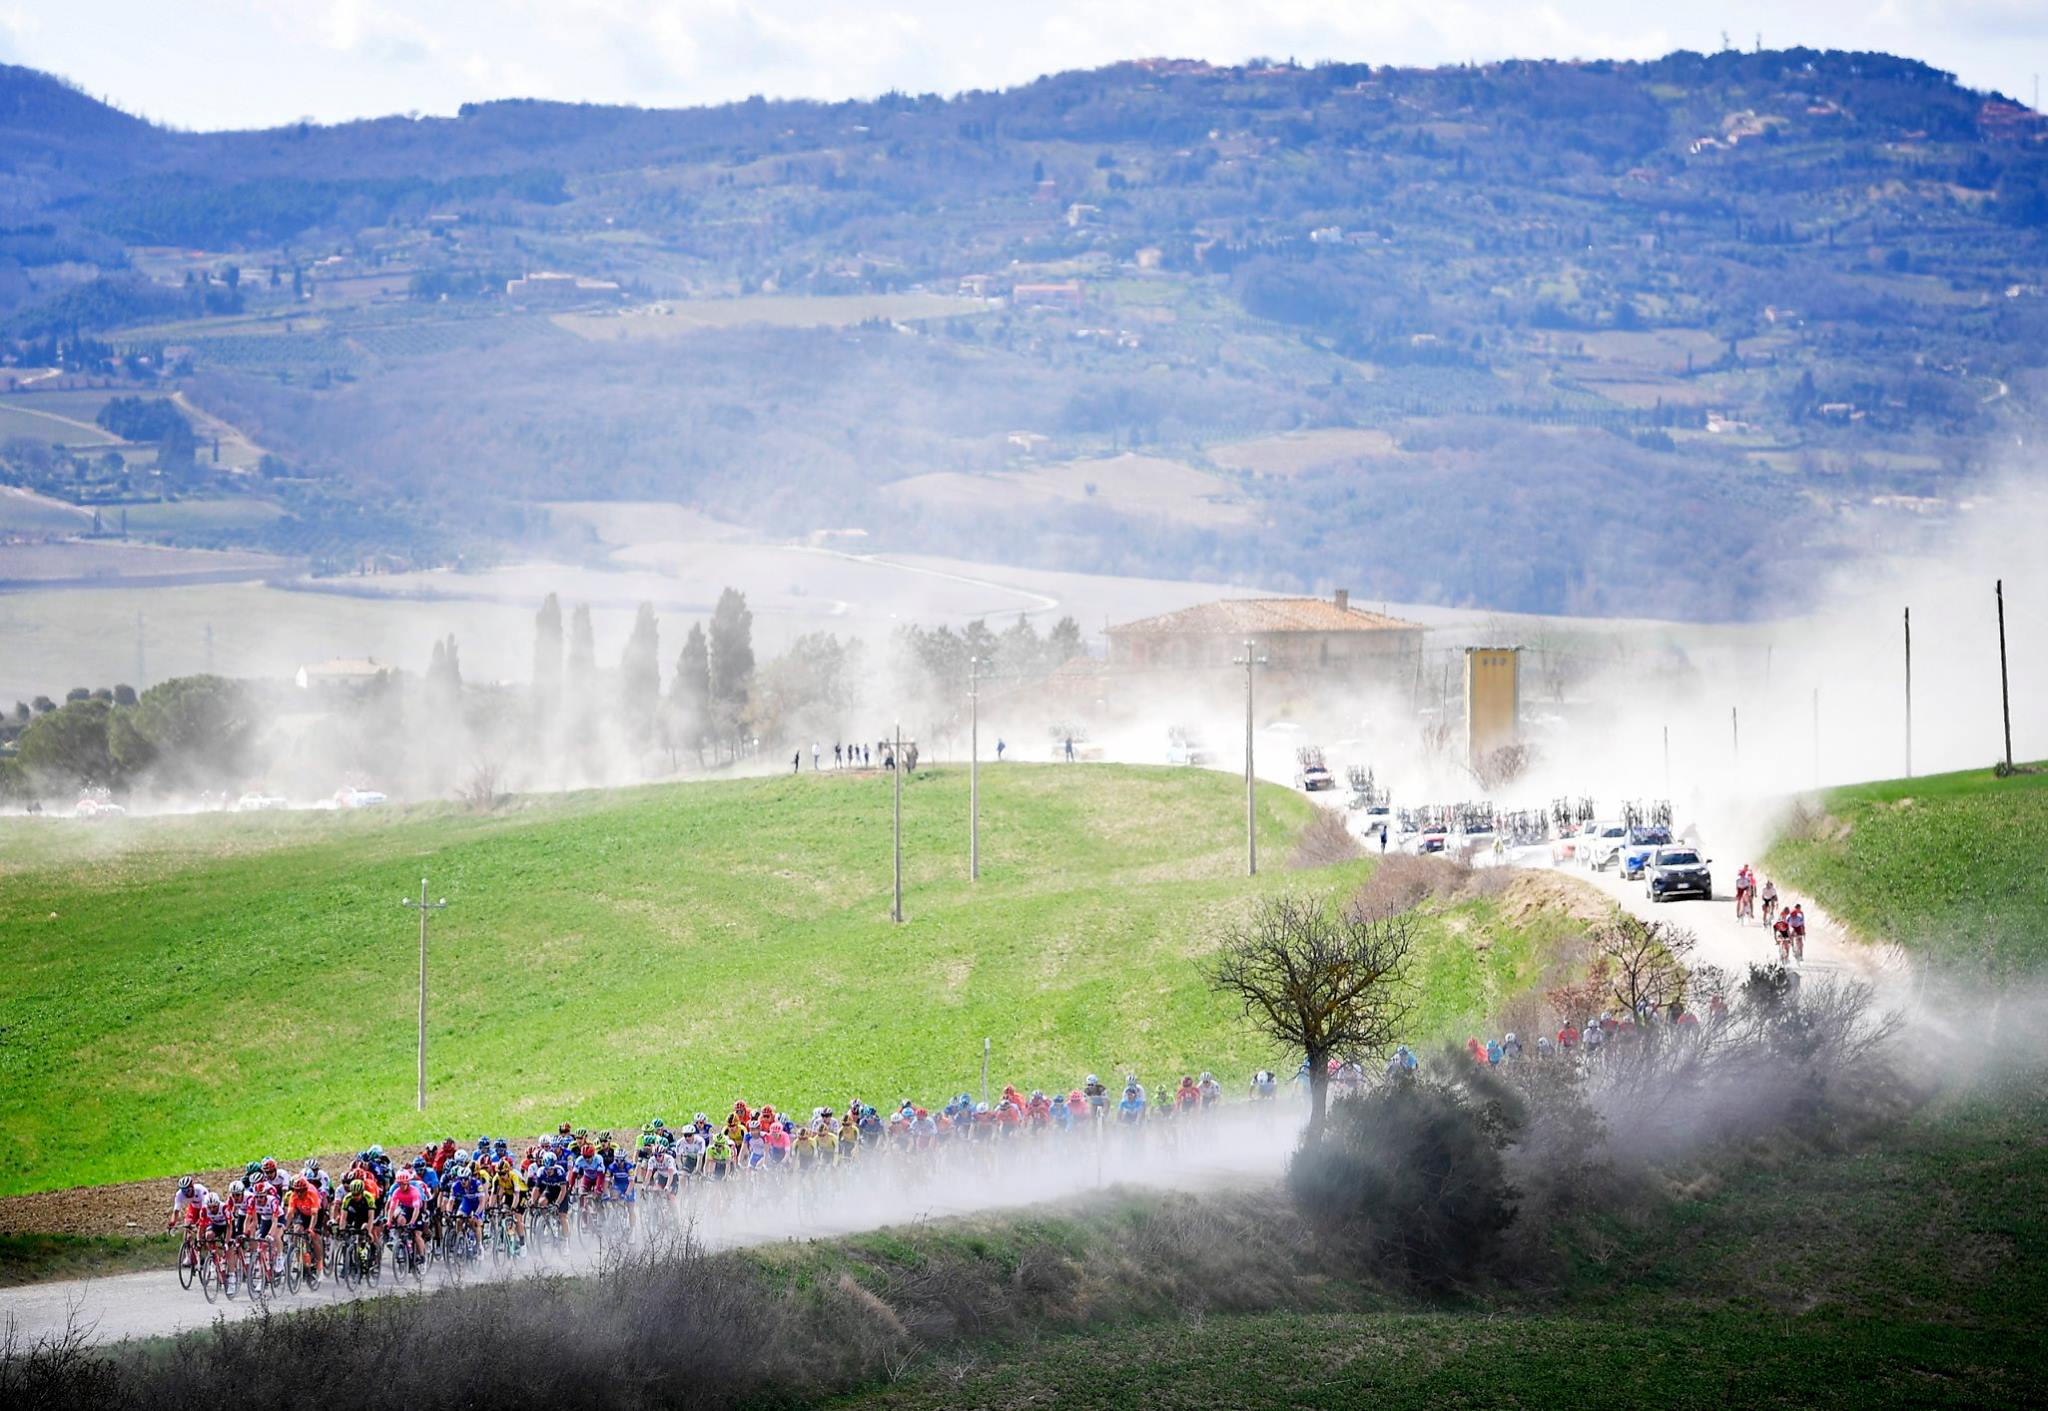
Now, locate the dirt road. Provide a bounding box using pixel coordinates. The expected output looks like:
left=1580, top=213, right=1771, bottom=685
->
left=0, top=1104, right=1305, bottom=1347
left=1530, top=845, right=1904, bottom=993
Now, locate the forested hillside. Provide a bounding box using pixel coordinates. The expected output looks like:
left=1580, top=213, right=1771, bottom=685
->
left=3, top=49, right=2045, bottom=615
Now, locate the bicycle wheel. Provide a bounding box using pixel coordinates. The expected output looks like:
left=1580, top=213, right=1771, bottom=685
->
left=282, top=1234, right=303, bottom=1294
left=176, top=1235, right=198, bottom=1290
left=244, top=1245, right=270, bottom=1302
left=198, top=1247, right=218, bottom=1303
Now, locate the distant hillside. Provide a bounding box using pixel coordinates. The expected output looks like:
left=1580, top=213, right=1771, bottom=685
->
left=2, top=49, right=2045, bottom=614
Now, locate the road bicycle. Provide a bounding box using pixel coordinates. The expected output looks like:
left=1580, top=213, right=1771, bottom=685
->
left=335, top=1227, right=379, bottom=1291
left=197, top=1235, right=237, bottom=1303
left=174, top=1227, right=203, bottom=1291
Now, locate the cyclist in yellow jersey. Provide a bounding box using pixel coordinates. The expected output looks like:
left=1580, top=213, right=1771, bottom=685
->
left=492, top=1159, right=528, bottom=1245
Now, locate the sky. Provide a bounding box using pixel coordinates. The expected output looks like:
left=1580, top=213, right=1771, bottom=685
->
left=0, top=0, right=2042, bottom=131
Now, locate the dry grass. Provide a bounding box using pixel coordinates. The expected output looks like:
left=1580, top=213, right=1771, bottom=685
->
left=1289, top=809, right=1364, bottom=869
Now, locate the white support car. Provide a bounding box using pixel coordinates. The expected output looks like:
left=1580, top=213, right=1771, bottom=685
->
left=1578, top=820, right=1630, bottom=871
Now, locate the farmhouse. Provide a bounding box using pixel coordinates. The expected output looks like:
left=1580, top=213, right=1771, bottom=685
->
left=505, top=271, right=623, bottom=304
left=1012, top=281, right=1083, bottom=311
left=295, top=657, right=389, bottom=692
left=1105, top=591, right=1423, bottom=683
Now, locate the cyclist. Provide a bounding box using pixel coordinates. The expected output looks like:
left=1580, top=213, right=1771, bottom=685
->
left=1788, top=904, right=1807, bottom=960
left=1250, top=1069, right=1278, bottom=1100
left=572, top=1144, right=606, bottom=1214
left=200, top=1189, right=234, bottom=1282
left=1083, top=1073, right=1109, bottom=1119
left=532, top=1151, right=570, bottom=1234
left=677, top=1124, right=707, bottom=1181
left=447, top=1162, right=485, bottom=1253
left=334, top=1177, right=377, bottom=1273
left=707, top=1130, right=733, bottom=1183
left=606, top=1146, right=638, bottom=1226
left=1117, top=1084, right=1146, bottom=1125
left=491, top=1154, right=528, bottom=1249
left=1761, top=878, right=1779, bottom=926
left=384, top=1169, right=427, bottom=1266
left=284, top=1176, right=324, bottom=1284
left=167, top=1174, right=208, bottom=1231
left=244, top=1172, right=282, bottom=1286
left=1198, top=1072, right=1223, bottom=1109
left=649, top=1140, right=680, bottom=1201
left=1773, top=904, right=1793, bottom=961
left=1175, top=1076, right=1200, bottom=1114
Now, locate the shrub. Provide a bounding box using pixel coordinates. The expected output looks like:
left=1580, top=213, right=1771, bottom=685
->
left=1287, top=1077, right=1518, bottom=1291
left=1289, top=807, right=1363, bottom=868
left=1349, top=852, right=1470, bottom=919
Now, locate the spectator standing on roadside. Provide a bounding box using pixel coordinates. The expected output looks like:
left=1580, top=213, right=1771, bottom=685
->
left=834, top=743, right=843, bottom=768
left=812, top=741, right=821, bottom=771
left=791, top=751, right=800, bottom=774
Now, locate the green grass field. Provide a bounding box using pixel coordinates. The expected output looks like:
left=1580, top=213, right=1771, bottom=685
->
left=113, top=498, right=287, bottom=533
left=1766, top=762, right=2048, bottom=967
left=553, top=292, right=991, bottom=340
left=0, top=766, right=1580, bottom=1198
left=839, top=1064, right=2048, bottom=1410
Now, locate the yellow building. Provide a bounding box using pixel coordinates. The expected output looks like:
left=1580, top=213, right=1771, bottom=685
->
left=1464, top=646, right=1520, bottom=761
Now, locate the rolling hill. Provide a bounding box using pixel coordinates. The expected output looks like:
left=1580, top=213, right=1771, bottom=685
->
left=0, top=764, right=1584, bottom=1197
left=1766, top=761, right=2048, bottom=968
left=2, top=51, right=2044, bottom=613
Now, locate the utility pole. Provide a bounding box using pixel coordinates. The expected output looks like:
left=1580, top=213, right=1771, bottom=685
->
left=892, top=722, right=904, bottom=923
left=1731, top=705, right=1740, bottom=774
left=968, top=656, right=984, bottom=881
left=1233, top=639, right=1267, bottom=876
left=1998, top=580, right=2013, bottom=771
left=1904, top=607, right=1913, bottom=779
left=400, top=877, right=448, bottom=1112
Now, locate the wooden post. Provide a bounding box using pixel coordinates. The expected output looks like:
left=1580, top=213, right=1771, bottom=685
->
left=1998, top=581, right=2013, bottom=771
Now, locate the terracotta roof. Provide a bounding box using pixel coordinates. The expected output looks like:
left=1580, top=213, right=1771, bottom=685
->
left=1107, top=597, right=1422, bottom=636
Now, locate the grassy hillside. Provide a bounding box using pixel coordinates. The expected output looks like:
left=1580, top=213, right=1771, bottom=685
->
left=1766, top=762, right=2048, bottom=968
left=841, top=1065, right=2046, bottom=1411
left=0, top=765, right=1580, bottom=1197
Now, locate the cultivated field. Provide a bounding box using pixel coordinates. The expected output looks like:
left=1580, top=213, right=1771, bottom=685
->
left=0, top=765, right=1584, bottom=1198
left=554, top=292, right=992, bottom=340
left=1207, top=427, right=1403, bottom=477
left=885, top=452, right=1253, bottom=529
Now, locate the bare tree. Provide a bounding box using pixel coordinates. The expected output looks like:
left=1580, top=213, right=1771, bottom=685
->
left=1593, top=913, right=1697, bottom=1020
left=1203, top=894, right=1415, bottom=1137
left=458, top=755, right=506, bottom=813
